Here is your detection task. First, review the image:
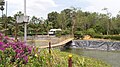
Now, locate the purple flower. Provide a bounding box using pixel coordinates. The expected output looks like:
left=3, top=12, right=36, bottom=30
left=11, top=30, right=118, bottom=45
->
left=3, top=44, right=9, bottom=48
left=0, top=42, right=4, bottom=46
left=23, top=56, right=28, bottom=63
left=12, top=45, right=17, bottom=49
left=4, top=36, right=10, bottom=40
left=15, top=53, right=20, bottom=58
left=0, top=33, right=34, bottom=63
left=0, top=47, right=5, bottom=51
left=15, top=49, right=24, bottom=54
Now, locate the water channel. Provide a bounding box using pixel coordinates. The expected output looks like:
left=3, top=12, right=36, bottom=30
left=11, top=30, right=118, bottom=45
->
left=63, top=48, right=120, bottom=67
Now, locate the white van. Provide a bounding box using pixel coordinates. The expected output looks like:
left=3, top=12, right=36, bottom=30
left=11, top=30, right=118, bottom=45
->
left=48, top=29, right=62, bottom=35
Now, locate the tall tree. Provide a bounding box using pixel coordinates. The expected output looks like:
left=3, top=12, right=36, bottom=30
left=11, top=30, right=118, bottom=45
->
left=48, top=12, right=59, bottom=28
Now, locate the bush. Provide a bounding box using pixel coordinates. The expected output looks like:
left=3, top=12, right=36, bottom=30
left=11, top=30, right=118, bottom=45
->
left=74, top=28, right=96, bottom=39
left=93, top=35, right=120, bottom=40
left=74, top=31, right=83, bottom=39
left=0, top=33, right=33, bottom=65
left=62, top=30, right=71, bottom=35
left=55, top=31, right=62, bottom=37
left=18, top=31, right=24, bottom=36
left=84, top=28, right=96, bottom=37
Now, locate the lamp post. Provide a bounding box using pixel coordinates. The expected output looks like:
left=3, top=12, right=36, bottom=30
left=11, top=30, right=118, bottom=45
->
left=16, top=15, right=29, bottom=41
left=0, top=0, right=5, bottom=23
left=0, top=0, right=5, bottom=21
left=0, top=5, right=4, bottom=24
left=0, top=0, right=5, bottom=15
left=24, top=0, right=27, bottom=42
left=16, top=0, right=29, bottom=42
left=0, top=0, right=5, bottom=34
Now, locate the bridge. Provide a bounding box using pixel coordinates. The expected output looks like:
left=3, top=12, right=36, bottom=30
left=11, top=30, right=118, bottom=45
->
left=26, top=35, right=74, bottom=49
left=39, top=38, right=74, bottom=48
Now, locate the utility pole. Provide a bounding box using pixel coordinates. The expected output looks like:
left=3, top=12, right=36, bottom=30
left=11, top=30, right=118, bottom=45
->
left=5, top=1, right=7, bottom=36
left=24, top=0, right=27, bottom=42
left=15, top=20, right=18, bottom=41
left=5, top=1, right=7, bottom=16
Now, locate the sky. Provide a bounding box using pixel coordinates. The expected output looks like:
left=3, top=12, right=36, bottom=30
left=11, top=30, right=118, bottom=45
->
left=2, top=0, right=120, bottom=19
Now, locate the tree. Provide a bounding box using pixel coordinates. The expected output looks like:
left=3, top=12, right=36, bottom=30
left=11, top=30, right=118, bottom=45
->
left=102, top=8, right=112, bottom=35
left=48, top=12, right=59, bottom=28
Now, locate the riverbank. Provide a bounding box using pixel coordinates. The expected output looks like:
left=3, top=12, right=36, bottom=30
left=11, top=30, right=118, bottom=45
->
left=64, top=48, right=120, bottom=67
left=29, top=49, right=111, bottom=67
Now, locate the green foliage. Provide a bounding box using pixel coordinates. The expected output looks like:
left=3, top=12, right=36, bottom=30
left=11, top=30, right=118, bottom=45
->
left=18, top=31, right=24, bottom=36
left=74, top=31, right=83, bottom=39
left=0, top=48, right=16, bottom=67
left=55, top=31, right=62, bottom=37
left=1, top=7, right=120, bottom=36
left=27, top=32, right=47, bottom=36
left=93, top=35, right=120, bottom=40
left=48, top=12, right=59, bottom=28
left=74, top=28, right=96, bottom=39
left=1, top=8, right=120, bottom=36
left=62, top=30, right=71, bottom=35
left=84, top=28, right=96, bottom=37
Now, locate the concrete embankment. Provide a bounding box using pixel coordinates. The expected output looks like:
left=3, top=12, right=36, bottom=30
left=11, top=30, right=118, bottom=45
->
left=67, top=40, right=120, bottom=51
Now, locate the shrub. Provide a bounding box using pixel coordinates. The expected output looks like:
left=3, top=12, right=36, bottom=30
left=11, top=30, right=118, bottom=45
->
left=84, top=28, right=96, bottom=37
left=62, top=30, right=71, bottom=35
left=74, top=31, right=83, bottom=39
left=93, top=35, right=120, bottom=40
left=18, top=31, right=24, bottom=36
left=0, top=33, right=33, bottom=65
left=55, top=31, right=62, bottom=37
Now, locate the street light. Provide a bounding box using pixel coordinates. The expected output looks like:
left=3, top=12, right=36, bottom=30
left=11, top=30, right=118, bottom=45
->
left=0, top=0, right=5, bottom=18
left=24, top=0, right=27, bottom=42
left=16, top=0, right=29, bottom=42
left=16, top=15, right=29, bottom=41
left=0, top=0, right=5, bottom=34
left=0, top=6, right=4, bottom=24
left=0, top=0, right=5, bottom=6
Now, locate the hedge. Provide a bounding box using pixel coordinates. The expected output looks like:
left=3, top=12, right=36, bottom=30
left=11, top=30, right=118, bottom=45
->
left=93, top=35, right=120, bottom=40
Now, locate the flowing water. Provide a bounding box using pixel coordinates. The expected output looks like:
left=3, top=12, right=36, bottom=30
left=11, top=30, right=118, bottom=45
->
left=64, top=48, right=120, bottom=67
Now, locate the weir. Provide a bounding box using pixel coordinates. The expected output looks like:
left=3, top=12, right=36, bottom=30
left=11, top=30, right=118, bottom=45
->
left=64, top=40, right=120, bottom=51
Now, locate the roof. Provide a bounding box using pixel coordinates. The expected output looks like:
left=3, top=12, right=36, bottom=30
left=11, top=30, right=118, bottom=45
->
left=50, top=29, right=62, bottom=31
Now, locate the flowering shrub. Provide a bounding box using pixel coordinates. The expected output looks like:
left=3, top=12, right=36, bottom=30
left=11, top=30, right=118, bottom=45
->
left=0, top=33, right=33, bottom=65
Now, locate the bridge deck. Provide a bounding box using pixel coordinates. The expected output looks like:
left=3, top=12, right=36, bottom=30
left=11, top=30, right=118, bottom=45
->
left=39, top=38, right=74, bottom=48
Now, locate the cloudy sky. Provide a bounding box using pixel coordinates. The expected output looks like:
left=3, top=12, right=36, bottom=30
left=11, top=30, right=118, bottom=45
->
left=3, top=0, right=120, bottom=19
